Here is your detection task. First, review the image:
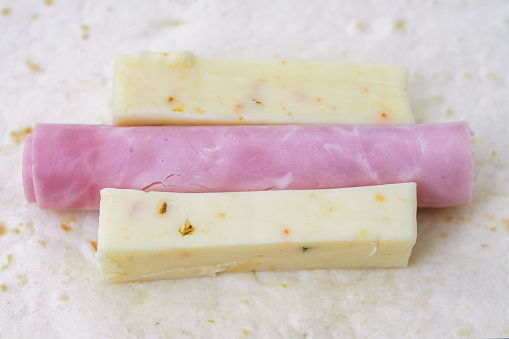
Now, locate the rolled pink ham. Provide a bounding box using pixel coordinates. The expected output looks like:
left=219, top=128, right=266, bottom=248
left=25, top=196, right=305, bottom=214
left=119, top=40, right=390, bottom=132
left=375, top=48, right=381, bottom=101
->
left=23, top=123, right=473, bottom=210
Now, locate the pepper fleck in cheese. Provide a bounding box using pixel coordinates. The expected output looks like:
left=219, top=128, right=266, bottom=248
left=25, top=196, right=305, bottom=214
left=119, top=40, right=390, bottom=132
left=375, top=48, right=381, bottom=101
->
left=97, top=183, right=417, bottom=282
left=113, top=51, right=414, bottom=126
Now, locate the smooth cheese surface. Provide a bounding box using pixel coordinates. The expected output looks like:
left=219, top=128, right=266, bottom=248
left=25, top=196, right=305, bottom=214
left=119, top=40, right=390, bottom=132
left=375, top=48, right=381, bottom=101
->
left=113, top=51, right=414, bottom=125
left=97, top=183, right=417, bottom=282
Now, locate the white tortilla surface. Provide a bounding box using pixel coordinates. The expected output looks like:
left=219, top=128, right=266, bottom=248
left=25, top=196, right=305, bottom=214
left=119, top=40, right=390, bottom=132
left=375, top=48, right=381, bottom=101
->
left=0, top=0, right=508, bottom=337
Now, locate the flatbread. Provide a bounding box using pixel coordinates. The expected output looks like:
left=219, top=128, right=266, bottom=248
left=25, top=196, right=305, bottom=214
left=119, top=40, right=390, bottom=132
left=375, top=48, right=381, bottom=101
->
left=1, top=0, right=508, bottom=337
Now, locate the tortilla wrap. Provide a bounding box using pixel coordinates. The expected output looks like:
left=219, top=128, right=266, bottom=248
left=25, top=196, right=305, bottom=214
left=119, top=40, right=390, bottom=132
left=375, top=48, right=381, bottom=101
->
left=0, top=0, right=507, bottom=337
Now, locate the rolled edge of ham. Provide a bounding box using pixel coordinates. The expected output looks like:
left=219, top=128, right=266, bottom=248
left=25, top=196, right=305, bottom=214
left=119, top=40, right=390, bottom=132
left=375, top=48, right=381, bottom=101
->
left=23, top=122, right=474, bottom=210
left=23, top=133, right=36, bottom=203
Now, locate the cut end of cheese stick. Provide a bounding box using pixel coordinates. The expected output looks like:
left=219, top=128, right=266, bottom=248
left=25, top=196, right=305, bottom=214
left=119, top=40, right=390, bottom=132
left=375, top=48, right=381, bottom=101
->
left=113, top=51, right=414, bottom=126
left=97, top=183, right=417, bottom=283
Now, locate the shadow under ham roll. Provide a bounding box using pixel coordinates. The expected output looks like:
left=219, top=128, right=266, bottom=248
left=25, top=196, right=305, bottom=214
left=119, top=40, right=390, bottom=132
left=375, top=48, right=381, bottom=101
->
left=23, top=123, right=473, bottom=210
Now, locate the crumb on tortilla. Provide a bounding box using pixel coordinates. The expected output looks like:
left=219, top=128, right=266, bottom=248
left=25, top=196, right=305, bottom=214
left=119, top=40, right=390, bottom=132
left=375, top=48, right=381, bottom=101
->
left=394, top=20, right=406, bottom=32
left=1, top=254, right=13, bottom=270
left=10, top=127, right=33, bottom=145
left=458, top=328, right=470, bottom=336
left=61, top=224, right=71, bottom=232
left=82, top=25, right=90, bottom=40
left=0, top=224, right=6, bottom=237
left=502, top=219, right=509, bottom=231
left=25, top=59, right=43, bottom=73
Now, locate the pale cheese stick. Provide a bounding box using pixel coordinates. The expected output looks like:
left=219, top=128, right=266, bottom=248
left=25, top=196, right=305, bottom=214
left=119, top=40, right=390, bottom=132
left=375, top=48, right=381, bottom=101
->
left=113, top=51, right=414, bottom=125
left=97, top=183, right=417, bottom=282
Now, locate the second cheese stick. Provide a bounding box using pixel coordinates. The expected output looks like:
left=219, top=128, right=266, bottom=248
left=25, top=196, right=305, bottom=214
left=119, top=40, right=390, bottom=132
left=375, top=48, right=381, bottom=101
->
left=98, top=183, right=417, bottom=282
left=113, top=51, right=414, bottom=125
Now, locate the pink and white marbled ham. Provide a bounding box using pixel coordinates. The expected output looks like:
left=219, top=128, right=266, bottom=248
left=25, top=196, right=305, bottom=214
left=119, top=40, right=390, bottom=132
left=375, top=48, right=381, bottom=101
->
left=23, top=123, right=473, bottom=210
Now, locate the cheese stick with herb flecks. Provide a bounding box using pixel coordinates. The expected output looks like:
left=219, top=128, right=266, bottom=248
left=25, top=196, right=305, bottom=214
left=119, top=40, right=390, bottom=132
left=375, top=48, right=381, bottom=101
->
left=98, top=183, right=417, bottom=282
left=113, top=51, right=414, bottom=126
